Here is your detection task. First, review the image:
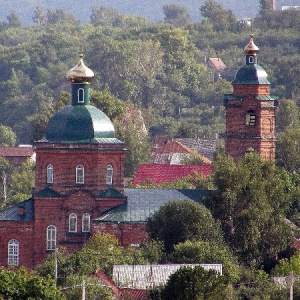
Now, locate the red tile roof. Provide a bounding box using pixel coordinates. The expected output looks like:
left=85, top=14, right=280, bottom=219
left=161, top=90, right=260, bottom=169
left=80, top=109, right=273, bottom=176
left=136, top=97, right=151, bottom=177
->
left=133, top=164, right=212, bottom=186
left=0, top=146, right=34, bottom=157
left=208, top=58, right=226, bottom=72
left=93, top=269, right=149, bottom=300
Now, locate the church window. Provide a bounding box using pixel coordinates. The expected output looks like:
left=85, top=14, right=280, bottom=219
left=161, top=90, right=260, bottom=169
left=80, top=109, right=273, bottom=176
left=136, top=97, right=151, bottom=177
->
left=82, top=213, right=90, bottom=232
left=47, top=164, right=53, bottom=184
left=69, top=213, right=77, bottom=232
left=8, top=239, right=19, bottom=266
left=249, top=56, right=254, bottom=63
left=106, top=165, right=113, bottom=185
left=246, top=111, right=256, bottom=126
left=47, top=225, right=56, bottom=250
left=76, top=165, right=84, bottom=184
left=78, top=88, right=84, bottom=103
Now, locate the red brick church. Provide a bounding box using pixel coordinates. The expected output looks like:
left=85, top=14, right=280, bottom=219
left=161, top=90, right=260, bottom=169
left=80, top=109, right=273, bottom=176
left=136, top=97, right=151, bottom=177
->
left=0, top=36, right=277, bottom=269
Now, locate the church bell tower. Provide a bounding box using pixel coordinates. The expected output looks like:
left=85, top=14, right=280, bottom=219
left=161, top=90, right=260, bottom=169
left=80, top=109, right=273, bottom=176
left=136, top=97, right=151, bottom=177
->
left=224, top=35, right=278, bottom=161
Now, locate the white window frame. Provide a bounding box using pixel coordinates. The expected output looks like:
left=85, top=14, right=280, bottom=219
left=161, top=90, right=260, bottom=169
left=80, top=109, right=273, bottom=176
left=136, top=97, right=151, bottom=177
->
left=78, top=88, right=84, bottom=103
left=76, top=164, right=84, bottom=184
left=47, top=225, right=56, bottom=250
left=47, top=164, right=53, bottom=184
left=106, top=165, right=113, bottom=185
left=246, top=111, right=256, bottom=126
left=82, top=213, right=90, bottom=233
left=8, top=239, right=19, bottom=266
left=69, top=213, right=77, bottom=232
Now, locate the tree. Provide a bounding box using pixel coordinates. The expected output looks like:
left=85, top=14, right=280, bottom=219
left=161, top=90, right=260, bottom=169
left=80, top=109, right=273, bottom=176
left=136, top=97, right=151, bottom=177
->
left=0, top=125, right=16, bottom=146
left=200, top=0, right=237, bottom=31
left=90, top=6, right=120, bottom=27
left=276, top=128, right=300, bottom=173
left=0, top=157, right=12, bottom=208
left=171, top=240, right=239, bottom=281
left=276, top=99, right=300, bottom=133
left=0, top=267, right=64, bottom=300
left=115, top=102, right=150, bottom=177
left=206, top=153, right=293, bottom=267
left=160, top=266, right=232, bottom=300
left=163, top=4, right=191, bottom=27
left=147, top=200, right=224, bottom=253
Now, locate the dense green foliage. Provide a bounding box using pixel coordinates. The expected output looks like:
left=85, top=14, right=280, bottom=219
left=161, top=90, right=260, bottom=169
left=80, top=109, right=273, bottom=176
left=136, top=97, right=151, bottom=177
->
left=147, top=200, right=224, bottom=253
left=0, top=267, right=64, bottom=300
left=206, top=153, right=294, bottom=268
left=0, top=1, right=299, bottom=148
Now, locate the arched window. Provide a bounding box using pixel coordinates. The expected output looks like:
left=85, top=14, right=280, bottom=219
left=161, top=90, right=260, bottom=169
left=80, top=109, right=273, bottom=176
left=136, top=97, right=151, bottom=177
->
left=47, top=225, right=56, bottom=250
left=76, top=165, right=84, bottom=184
left=106, top=165, right=113, bottom=185
left=78, top=88, right=84, bottom=103
left=8, top=239, right=19, bottom=266
left=69, top=213, right=77, bottom=232
left=249, top=56, right=254, bottom=63
left=246, top=111, right=256, bottom=126
left=47, top=164, right=53, bottom=184
left=82, top=213, right=90, bottom=232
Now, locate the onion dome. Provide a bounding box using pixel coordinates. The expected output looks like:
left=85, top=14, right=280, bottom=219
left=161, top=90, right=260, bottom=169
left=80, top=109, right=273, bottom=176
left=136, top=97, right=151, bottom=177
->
left=67, top=54, right=94, bottom=83
left=45, top=55, right=115, bottom=143
left=232, top=34, right=270, bottom=85
left=244, top=34, right=259, bottom=55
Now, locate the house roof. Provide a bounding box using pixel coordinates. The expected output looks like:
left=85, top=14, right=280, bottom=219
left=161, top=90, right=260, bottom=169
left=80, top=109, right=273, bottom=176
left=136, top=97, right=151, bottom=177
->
left=113, top=264, right=223, bottom=289
left=153, top=136, right=220, bottom=161
left=94, top=269, right=149, bottom=300
left=151, top=139, right=212, bottom=164
left=96, top=188, right=209, bottom=223
left=208, top=58, right=226, bottom=72
left=0, top=146, right=34, bottom=158
left=132, top=164, right=212, bottom=186
left=0, top=198, right=34, bottom=221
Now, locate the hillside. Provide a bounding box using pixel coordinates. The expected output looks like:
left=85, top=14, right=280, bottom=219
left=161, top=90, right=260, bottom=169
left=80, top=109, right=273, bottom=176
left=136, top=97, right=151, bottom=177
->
left=1, top=0, right=297, bottom=25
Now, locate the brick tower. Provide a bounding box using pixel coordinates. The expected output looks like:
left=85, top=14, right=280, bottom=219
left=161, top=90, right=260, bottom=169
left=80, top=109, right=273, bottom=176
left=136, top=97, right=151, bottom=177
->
left=224, top=35, right=278, bottom=161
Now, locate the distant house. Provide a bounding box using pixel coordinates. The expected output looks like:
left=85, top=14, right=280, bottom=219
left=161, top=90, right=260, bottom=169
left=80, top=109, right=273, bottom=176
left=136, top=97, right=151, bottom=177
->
left=132, top=164, right=212, bottom=186
left=112, top=264, right=223, bottom=289
left=151, top=138, right=211, bottom=165
left=93, top=264, right=222, bottom=299
left=152, top=136, right=220, bottom=162
left=0, top=145, right=35, bottom=167
left=207, top=57, right=226, bottom=82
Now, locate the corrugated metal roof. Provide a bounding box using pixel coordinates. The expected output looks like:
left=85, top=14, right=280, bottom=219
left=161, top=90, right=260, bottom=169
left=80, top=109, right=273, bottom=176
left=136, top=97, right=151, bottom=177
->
left=35, top=187, right=62, bottom=197
left=113, top=264, right=222, bottom=289
left=0, top=198, right=34, bottom=221
left=96, top=188, right=209, bottom=222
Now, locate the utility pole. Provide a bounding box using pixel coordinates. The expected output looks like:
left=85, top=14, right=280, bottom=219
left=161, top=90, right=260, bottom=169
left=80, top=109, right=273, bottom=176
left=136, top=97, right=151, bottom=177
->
left=82, top=280, right=86, bottom=300
left=54, top=248, right=58, bottom=286
left=287, top=272, right=294, bottom=300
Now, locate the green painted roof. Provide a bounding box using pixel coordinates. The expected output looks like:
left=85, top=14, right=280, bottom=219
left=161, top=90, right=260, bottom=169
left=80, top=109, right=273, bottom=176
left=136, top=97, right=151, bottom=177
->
left=96, top=188, right=210, bottom=223
left=45, top=105, right=115, bottom=142
left=35, top=187, right=62, bottom=197
left=233, top=64, right=270, bottom=85
left=99, top=188, right=127, bottom=198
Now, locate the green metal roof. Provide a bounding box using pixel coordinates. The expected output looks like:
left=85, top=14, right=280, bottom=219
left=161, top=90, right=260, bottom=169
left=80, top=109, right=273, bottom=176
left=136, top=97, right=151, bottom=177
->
left=96, top=188, right=210, bottom=223
left=99, top=188, right=127, bottom=198
left=45, top=105, right=115, bottom=143
left=34, top=187, right=62, bottom=197
left=232, top=64, right=270, bottom=85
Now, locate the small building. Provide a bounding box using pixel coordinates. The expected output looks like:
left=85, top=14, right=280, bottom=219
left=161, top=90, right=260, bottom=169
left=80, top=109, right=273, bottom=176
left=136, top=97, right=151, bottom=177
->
left=0, top=145, right=35, bottom=167
left=207, top=57, right=226, bottom=82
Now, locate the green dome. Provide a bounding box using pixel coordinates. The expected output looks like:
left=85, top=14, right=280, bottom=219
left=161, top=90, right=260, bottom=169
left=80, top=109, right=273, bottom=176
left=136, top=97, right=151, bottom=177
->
left=232, top=64, right=270, bottom=85
left=45, top=105, right=115, bottom=142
